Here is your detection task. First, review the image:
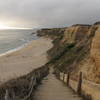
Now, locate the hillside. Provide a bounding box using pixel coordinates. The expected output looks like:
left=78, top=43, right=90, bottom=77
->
left=37, top=22, right=100, bottom=84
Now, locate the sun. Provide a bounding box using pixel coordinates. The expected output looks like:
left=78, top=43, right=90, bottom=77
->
left=0, top=23, right=11, bottom=29
left=0, top=22, right=32, bottom=29
left=0, top=22, right=19, bottom=29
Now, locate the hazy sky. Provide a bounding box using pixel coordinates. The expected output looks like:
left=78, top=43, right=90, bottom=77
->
left=0, top=0, right=100, bottom=28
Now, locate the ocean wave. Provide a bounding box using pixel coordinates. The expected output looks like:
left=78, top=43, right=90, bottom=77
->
left=0, top=41, right=32, bottom=57
left=0, top=29, right=38, bottom=57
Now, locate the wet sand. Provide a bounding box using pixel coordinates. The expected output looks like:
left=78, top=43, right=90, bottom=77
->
left=0, top=37, right=53, bottom=84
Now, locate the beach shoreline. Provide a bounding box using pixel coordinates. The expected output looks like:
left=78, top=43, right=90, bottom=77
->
left=0, top=37, right=53, bottom=84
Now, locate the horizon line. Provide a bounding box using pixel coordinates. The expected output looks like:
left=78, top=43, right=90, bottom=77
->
left=0, top=27, right=34, bottom=30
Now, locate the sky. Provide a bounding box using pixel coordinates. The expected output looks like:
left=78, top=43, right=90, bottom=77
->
left=0, top=0, right=100, bottom=28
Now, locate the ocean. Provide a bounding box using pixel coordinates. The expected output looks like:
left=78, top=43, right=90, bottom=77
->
left=0, top=29, right=38, bottom=56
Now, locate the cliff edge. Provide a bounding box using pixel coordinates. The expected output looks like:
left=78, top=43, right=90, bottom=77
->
left=37, top=22, right=100, bottom=83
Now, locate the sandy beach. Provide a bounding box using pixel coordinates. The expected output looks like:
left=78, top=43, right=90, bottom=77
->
left=0, top=37, right=53, bottom=84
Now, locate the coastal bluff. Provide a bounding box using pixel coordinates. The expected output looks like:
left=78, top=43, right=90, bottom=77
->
left=37, top=22, right=100, bottom=84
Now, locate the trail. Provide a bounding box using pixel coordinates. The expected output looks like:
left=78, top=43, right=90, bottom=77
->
left=33, top=68, right=83, bottom=100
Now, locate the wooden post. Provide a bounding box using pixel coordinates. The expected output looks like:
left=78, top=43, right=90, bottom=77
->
left=58, top=72, right=60, bottom=80
left=37, top=71, right=41, bottom=84
left=56, top=71, right=60, bottom=79
left=55, top=70, right=60, bottom=79
left=63, top=73, right=65, bottom=82
left=67, top=72, right=70, bottom=86
left=29, top=77, right=34, bottom=91
left=77, top=72, right=82, bottom=95
left=5, top=89, right=10, bottom=100
left=12, top=89, right=15, bottom=100
left=5, top=89, right=15, bottom=100
left=58, top=72, right=61, bottom=80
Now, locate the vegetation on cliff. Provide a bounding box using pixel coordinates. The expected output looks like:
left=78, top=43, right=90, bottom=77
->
left=37, top=23, right=100, bottom=83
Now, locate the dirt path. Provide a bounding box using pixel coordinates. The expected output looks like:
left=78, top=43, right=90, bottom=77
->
left=33, top=69, right=83, bottom=100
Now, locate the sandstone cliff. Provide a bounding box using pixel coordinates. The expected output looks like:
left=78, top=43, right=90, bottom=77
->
left=37, top=22, right=100, bottom=83
left=37, top=28, right=65, bottom=39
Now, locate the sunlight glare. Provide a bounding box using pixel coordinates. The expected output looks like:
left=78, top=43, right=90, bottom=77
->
left=0, top=22, right=32, bottom=29
left=0, top=23, right=11, bottom=29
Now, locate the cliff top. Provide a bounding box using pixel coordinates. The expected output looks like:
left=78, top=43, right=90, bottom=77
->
left=94, top=21, right=100, bottom=25
left=72, top=24, right=91, bottom=27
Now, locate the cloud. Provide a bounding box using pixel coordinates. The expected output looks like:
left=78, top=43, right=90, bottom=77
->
left=0, top=0, right=100, bottom=28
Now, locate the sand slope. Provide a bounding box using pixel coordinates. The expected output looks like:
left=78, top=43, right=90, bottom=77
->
left=0, top=37, right=53, bottom=84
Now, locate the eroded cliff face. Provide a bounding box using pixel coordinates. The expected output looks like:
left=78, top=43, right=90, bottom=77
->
left=91, top=26, right=100, bottom=71
left=37, top=23, right=100, bottom=83
left=88, top=25, right=100, bottom=83
left=62, top=25, right=90, bottom=43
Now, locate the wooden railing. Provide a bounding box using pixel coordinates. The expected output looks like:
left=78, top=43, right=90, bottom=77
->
left=4, top=66, right=49, bottom=100
left=55, top=70, right=93, bottom=100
